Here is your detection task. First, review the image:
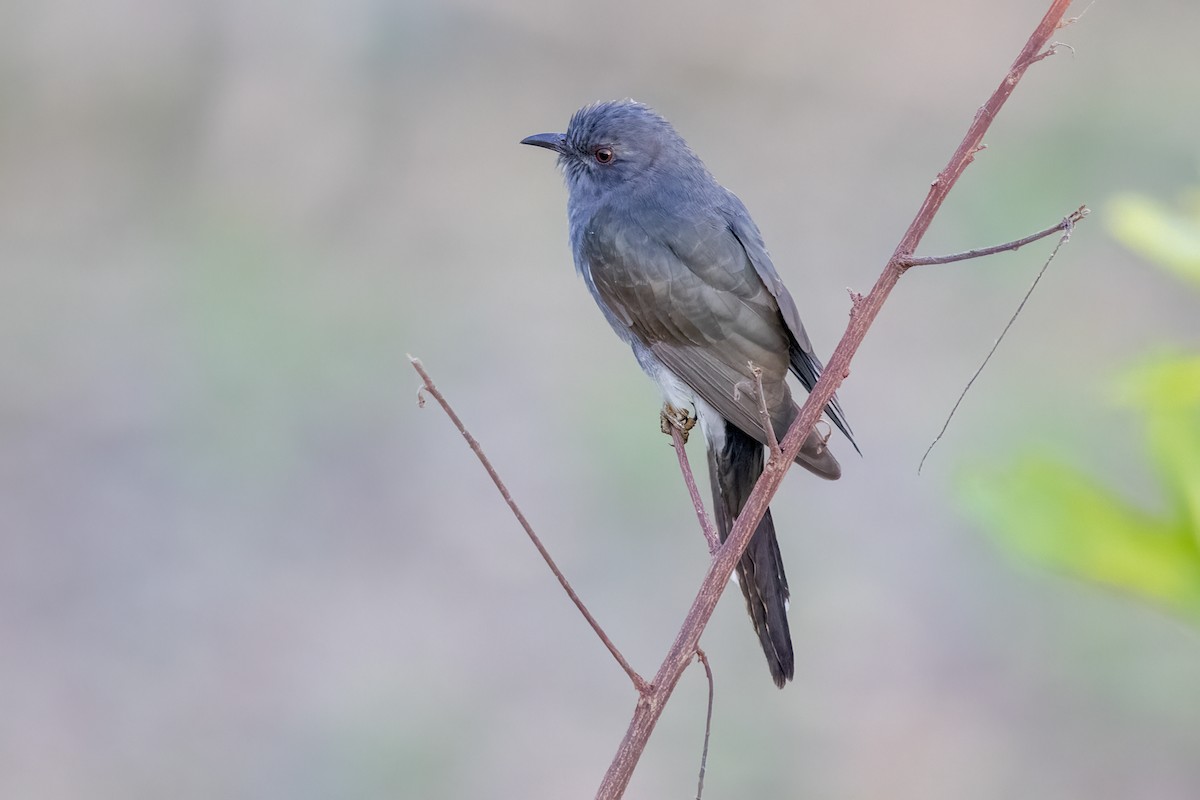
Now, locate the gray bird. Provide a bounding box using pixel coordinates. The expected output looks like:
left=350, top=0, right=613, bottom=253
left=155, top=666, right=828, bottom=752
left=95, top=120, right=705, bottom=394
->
left=522, top=100, right=855, bottom=687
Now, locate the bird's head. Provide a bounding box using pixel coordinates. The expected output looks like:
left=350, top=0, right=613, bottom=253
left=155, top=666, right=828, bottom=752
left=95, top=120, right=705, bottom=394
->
left=521, top=100, right=701, bottom=196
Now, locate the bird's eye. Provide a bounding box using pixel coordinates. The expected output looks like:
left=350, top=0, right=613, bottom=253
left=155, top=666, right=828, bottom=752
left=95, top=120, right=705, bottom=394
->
left=594, top=147, right=614, bottom=164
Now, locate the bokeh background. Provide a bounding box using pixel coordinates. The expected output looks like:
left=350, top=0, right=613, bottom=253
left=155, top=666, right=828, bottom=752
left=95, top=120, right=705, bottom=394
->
left=4, top=0, right=1200, bottom=797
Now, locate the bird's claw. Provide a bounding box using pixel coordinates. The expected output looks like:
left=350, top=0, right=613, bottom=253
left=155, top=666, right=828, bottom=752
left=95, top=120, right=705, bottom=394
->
left=660, top=403, right=697, bottom=443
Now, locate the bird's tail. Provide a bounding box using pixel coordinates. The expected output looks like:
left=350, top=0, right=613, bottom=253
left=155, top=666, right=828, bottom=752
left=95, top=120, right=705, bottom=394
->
left=707, top=419, right=794, bottom=688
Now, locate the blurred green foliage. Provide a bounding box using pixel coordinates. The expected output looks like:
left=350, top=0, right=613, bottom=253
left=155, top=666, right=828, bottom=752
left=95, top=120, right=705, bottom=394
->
left=962, top=191, right=1200, bottom=620
left=1109, top=191, right=1200, bottom=287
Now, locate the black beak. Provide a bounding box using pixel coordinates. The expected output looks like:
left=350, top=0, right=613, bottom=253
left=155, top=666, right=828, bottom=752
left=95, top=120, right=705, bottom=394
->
left=520, top=132, right=566, bottom=153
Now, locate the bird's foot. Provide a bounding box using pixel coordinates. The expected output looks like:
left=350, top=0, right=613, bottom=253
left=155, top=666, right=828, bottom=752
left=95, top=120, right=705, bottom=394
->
left=660, top=403, right=697, bottom=443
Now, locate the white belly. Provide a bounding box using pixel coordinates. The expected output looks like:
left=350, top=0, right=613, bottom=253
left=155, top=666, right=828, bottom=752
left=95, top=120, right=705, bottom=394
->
left=637, top=349, right=727, bottom=453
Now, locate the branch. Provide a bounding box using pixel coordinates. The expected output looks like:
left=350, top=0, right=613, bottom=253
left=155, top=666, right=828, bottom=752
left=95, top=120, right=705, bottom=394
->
left=693, top=647, right=715, bottom=800
left=902, top=206, right=1088, bottom=267
left=670, top=426, right=721, bottom=555
left=595, top=1, right=1081, bottom=796
left=917, top=208, right=1084, bottom=473
left=409, top=356, right=649, bottom=695
left=750, top=362, right=782, bottom=460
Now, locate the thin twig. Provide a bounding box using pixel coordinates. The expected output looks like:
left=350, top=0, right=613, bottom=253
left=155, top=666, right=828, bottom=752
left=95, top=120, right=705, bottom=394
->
left=1062, top=0, right=1095, bottom=28
left=408, top=356, right=649, bottom=695
left=671, top=426, right=721, bottom=555
left=749, top=363, right=782, bottom=461
left=902, top=206, right=1087, bottom=267
left=917, top=212, right=1080, bottom=473
left=595, top=2, right=1081, bottom=796
left=694, top=647, right=715, bottom=800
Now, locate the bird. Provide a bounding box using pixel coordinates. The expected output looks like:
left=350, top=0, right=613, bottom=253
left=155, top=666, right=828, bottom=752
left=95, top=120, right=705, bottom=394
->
left=521, top=100, right=855, bottom=687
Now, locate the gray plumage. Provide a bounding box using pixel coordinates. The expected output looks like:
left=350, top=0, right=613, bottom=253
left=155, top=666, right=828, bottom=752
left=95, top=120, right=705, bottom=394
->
left=522, top=100, right=855, bottom=687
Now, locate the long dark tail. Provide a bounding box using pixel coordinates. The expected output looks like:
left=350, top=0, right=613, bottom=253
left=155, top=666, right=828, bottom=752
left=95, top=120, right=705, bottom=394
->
left=707, top=419, right=794, bottom=688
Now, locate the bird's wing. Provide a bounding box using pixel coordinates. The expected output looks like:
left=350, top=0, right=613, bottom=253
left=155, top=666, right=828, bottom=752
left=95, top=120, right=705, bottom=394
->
left=648, top=338, right=840, bottom=479
left=581, top=204, right=840, bottom=478
left=720, top=195, right=858, bottom=453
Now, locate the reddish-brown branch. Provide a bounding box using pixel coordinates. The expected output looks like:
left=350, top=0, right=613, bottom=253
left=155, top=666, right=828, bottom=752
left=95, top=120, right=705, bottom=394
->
left=670, top=427, right=720, bottom=555
left=594, top=1, right=1080, bottom=796
left=409, top=356, right=649, bottom=695
left=903, top=206, right=1087, bottom=267
left=750, top=363, right=782, bottom=460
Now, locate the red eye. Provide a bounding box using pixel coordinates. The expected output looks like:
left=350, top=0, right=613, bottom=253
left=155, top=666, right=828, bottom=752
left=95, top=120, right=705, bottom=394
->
left=594, top=147, right=614, bottom=164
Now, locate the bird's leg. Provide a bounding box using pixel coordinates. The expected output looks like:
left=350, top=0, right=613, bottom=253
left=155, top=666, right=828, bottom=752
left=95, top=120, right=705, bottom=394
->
left=660, top=403, right=697, bottom=444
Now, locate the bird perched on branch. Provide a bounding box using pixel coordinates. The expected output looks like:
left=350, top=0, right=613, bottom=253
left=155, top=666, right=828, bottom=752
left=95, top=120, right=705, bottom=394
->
left=522, top=100, right=856, bottom=687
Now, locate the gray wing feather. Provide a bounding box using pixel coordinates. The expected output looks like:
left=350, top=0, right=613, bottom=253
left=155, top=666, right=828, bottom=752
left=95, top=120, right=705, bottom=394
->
left=650, top=341, right=840, bottom=479
left=720, top=196, right=815, bottom=354
left=582, top=203, right=840, bottom=478
left=721, top=195, right=858, bottom=453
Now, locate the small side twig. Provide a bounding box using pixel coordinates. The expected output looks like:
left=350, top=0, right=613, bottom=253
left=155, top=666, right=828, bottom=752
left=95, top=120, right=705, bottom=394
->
left=694, top=647, right=715, bottom=800
left=670, top=426, right=721, bottom=555
left=901, top=206, right=1087, bottom=267
left=749, top=363, right=782, bottom=462
left=917, top=208, right=1083, bottom=473
left=409, top=355, right=649, bottom=695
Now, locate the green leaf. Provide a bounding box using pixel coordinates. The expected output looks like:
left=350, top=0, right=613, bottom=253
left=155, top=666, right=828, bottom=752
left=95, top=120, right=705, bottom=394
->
left=1107, top=193, right=1200, bottom=286
left=961, top=456, right=1200, bottom=619
left=1115, top=356, right=1200, bottom=533
left=958, top=190, right=1200, bottom=623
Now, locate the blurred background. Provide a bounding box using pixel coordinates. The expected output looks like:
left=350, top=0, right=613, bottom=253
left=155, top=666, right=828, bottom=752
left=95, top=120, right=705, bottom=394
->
left=3, top=0, right=1200, bottom=797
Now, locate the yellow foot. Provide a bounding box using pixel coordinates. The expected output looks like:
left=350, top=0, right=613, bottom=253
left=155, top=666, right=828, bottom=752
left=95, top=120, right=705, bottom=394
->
left=660, top=403, right=697, bottom=443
